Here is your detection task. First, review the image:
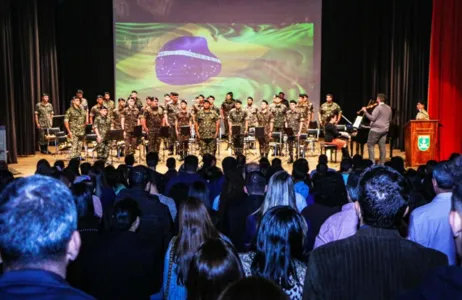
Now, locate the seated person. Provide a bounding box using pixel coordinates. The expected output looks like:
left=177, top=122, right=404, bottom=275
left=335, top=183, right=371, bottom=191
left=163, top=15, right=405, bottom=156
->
left=324, top=113, right=350, bottom=158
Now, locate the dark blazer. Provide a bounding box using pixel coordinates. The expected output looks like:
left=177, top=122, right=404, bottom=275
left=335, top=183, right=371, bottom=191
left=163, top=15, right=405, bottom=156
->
left=0, top=269, right=94, bottom=299
left=303, top=226, right=448, bottom=300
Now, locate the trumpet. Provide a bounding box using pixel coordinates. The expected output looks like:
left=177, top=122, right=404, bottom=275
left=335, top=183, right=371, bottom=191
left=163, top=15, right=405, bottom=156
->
left=357, top=103, right=378, bottom=114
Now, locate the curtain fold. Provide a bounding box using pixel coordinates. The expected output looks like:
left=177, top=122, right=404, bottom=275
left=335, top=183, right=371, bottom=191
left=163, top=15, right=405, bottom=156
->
left=428, top=0, right=462, bottom=159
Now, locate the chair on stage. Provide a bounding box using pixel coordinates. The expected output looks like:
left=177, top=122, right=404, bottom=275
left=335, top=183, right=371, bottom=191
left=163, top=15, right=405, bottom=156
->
left=320, top=142, right=338, bottom=162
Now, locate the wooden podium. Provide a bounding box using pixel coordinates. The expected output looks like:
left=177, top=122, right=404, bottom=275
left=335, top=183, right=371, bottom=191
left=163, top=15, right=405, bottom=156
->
left=404, top=120, right=439, bottom=167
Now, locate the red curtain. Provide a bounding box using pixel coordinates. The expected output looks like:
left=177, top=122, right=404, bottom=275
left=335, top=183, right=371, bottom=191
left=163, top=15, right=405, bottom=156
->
left=428, top=0, right=462, bottom=160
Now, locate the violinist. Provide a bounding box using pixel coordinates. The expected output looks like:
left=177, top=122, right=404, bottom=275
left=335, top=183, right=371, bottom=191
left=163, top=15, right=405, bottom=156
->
left=360, top=93, right=392, bottom=165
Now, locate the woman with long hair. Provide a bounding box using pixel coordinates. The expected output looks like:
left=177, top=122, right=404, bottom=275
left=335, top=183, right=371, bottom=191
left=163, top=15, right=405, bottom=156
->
left=188, top=181, right=211, bottom=209
left=186, top=238, right=244, bottom=300
left=240, top=206, right=308, bottom=300
left=158, top=197, right=224, bottom=299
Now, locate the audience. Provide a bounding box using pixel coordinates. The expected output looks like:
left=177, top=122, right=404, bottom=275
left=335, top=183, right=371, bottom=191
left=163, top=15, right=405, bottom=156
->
left=165, top=155, right=205, bottom=194
left=164, top=157, right=178, bottom=182
left=188, top=180, right=211, bottom=210
left=240, top=206, right=308, bottom=299
left=303, top=166, right=448, bottom=300
left=146, top=152, right=167, bottom=194
left=147, top=168, right=177, bottom=222
left=292, top=159, right=310, bottom=201
left=218, top=277, right=289, bottom=300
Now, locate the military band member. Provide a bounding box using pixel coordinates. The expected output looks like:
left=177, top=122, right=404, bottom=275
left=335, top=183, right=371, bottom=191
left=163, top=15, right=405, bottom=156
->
left=207, top=95, right=221, bottom=116
left=175, top=100, right=193, bottom=160
left=93, top=106, right=112, bottom=160
left=195, top=99, right=220, bottom=156
left=121, top=98, right=140, bottom=155
left=75, top=89, right=89, bottom=124
left=103, top=92, right=115, bottom=116
left=141, top=96, right=152, bottom=114
left=35, top=93, right=54, bottom=154
left=163, top=93, right=171, bottom=108
left=228, top=100, right=248, bottom=155
left=269, top=94, right=288, bottom=156
left=297, top=94, right=314, bottom=130
left=245, top=97, right=259, bottom=129
left=112, top=98, right=126, bottom=130
left=319, top=93, right=342, bottom=126
left=278, top=91, right=289, bottom=108
left=129, top=90, right=143, bottom=111
left=285, top=100, right=304, bottom=163
left=165, top=92, right=180, bottom=155
left=89, top=95, right=104, bottom=124
left=64, top=97, right=86, bottom=159
left=416, top=101, right=430, bottom=120
left=256, top=100, right=273, bottom=158
left=221, top=92, right=235, bottom=138
left=141, top=97, right=165, bottom=153
left=191, top=94, right=205, bottom=117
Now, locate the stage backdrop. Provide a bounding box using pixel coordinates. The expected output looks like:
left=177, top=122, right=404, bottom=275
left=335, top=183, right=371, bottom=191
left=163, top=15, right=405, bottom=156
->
left=113, top=0, right=322, bottom=108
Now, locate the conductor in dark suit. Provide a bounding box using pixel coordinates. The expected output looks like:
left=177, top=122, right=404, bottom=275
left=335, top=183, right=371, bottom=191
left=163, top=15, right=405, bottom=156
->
left=303, top=166, right=448, bottom=300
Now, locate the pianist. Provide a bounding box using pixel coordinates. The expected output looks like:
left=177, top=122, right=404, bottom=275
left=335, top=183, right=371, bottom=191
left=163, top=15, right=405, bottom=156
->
left=324, top=113, right=350, bottom=159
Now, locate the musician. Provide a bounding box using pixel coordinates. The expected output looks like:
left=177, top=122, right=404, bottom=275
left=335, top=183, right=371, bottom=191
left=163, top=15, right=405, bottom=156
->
left=112, top=98, right=126, bottom=130
left=319, top=94, right=342, bottom=126
left=269, top=94, right=288, bottom=155
left=141, top=96, right=152, bottom=114
left=163, top=93, right=171, bottom=108
left=228, top=100, right=248, bottom=155
left=175, top=100, right=193, bottom=160
left=166, top=92, right=180, bottom=155
left=64, top=97, right=86, bottom=159
left=324, top=113, right=350, bottom=159
left=207, top=95, right=220, bottom=115
left=297, top=93, right=314, bottom=130
left=361, top=93, right=392, bottom=164
left=256, top=100, right=273, bottom=158
left=121, top=98, right=140, bottom=155
left=221, top=92, right=235, bottom=138
left=195, top=99, right=220, bottom=155
left=35, top=93, right=54, bottom=154
left=89, top=95, right=104, bottom=124
left=285, top=100, right=304, bottom=163
left=75, top=89, right=89, bottom=123
left=416, top=101, right=430, bottom=120
left=191, top=95, right=204, bottom=117
left=103, top=92, right=115, bottom=116
left=141, top=97, right=165, bottom=153
left=245, top=97, right=259, bottom=129
left=93, top=106, right=112, bottom=160
left=278, top=91, right=289, bottom=107
left=129, top=90, right=143, bottom=111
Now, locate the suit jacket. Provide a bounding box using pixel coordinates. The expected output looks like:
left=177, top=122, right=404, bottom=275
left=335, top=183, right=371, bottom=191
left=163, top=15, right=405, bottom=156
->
left=303, top=226, right=448, bottom=300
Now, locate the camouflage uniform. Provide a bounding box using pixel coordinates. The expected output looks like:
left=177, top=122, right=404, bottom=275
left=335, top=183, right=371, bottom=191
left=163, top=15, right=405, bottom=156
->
left=122, top=106, right=140, bottom=155
left=90, top=104, right=103, bottom=123
left=134, top=97, right=143, bottom=111
left=112, top=107, right=123, bottom=130
left=320, top=102, right=342, bottom=125
left=35, top=102, right=53, bottom=147
left=210, top=105, right=220, bottom=116
left=245, top=104, right=259, bottom=128
left=285, top=109, right=304, bottom=159
left=269, top=103, right=287, bottom=132
left=176, top=110, right=193, bottom=157
left=228, top=108, right=248, bottom=154
left=296, top=101, right=314, bottom=131
left=256, top=109, right=273, bottom=156
left=191, top=103, right=203, bottom=117
left=196, top=109, right=219, bottom=155
left=93, top=115, right=112, bottom=159
left=221, top=99, right=235, bottom=136
left=416, top=109, right=430, bottom=120
left=166, top=101, right=180, bottom=153
left=142, top=106, right=165, bottom=153
left=70, top=97, right=88, bottom=112
left=65, top=106, right=86, bottom=159
left=104, top=99, right=115, bottom=117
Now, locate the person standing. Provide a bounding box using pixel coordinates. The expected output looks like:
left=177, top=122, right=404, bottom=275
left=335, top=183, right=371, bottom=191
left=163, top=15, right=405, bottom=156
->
left=228, top=100, right=248, bottom=155
left=297, top=94, right=314, bottom=130
left=221, top=92, right=235, bottom=139
left=89, top=95, right=104, bottom=124
left=112, top=98, right=126, bottom=130
left=416, top=101, right=430, bottom=120
left=75, top=89, right=89, bottom=123
left=175, top=100, right=193, bottom=160
left=103, top=92, right=115, bottom=116
left=245, top=97, right=259, bottom=129
left=256, top=100, right=273, bottom=158
left=93, top=106, right=112, bottom=160
left=121, top=97, right=140, bottom=155
left=195, top=99, right=220, bottom=156
left=166, top=92, right=180, bottom=155
left=207, top=95, right=220, bottom=116
left=64, top=96, right=86, bottom=159
left=269, top=94, right=288, bottom=155
left=141, top=97, right=165, bottom=153
left=129, top=90, right=143, bottom=111
left=35, top=92, right=54, bottom=154
left=319, top=94, right=342, bottom=126
left=361, top=93, right=392, bottom=164
left=285, top=100, right=304, bottom=163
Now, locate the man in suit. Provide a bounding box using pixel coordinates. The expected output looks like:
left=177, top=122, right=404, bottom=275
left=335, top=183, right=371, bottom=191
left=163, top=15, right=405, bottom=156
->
left=303, top=166, right=448, bottom=300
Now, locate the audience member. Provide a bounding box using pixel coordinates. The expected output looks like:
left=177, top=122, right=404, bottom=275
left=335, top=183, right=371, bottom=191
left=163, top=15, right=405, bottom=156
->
left=165, top=155, right=205, bottom=194
left=66, top=157, right=81, bottom=176
left=339, top=158, right=352, bottom=184
left=197, top=154, right=224, bottom=202
left=54, top=160, right=65, bottom=171
left=0, top=170, right=14, bottom=193
left=0, top=176, right=93, bottom=299
left=35, top=158, right=53, bottom=176
left=266, top=158, right=283, bottom=181
left=0, top=160, right=7, bottom=172
left=147, top=168, right=177, bottom=222
left=303, top=166, right=448, bottom=300
left=309, top=155, right=335, bottom=177
left=165, top=157, right=178, bottom=182
left=258, top=157, right=270, bottom=177
left=240, top=206, right=307, bottom=299
left=80, top=162, right=91, bottom=176
left=218, top=277, right=289, bottom=300
left=124, top=154, right=135, bottom=167
left=409, top=161, right=456, bottom=265
left=188, top=180, right=211, bottom=209
left=146, top=152, right=167, bottom=194
left=187, top=238, right=244, bottom=300
left=389, top=156, right=406, bottom=174
left=292, top=159, right=310, bottom=200
left=351, top=154, right=362, bottom=170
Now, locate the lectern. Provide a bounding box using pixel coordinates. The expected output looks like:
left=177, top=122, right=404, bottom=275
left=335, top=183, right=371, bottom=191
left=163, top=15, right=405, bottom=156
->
left=404, top=120, right=439, bottom=167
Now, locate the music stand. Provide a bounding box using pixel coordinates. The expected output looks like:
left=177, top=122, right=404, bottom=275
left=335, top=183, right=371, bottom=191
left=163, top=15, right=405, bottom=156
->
left=283, top=127, right=295, bottom=137
left=105, top=130, right=124, bottom=164
left=134, top=125, right=143, bottom=138
left=232, top=125, right=241, bottom=136
left=353, top=116, right=363, bottom=129
left=52, top=115, right=65, bottom=130
left=85, top=124, right=93, bottom=135
left=255, top=127, right=265, bottom=138
left=160, top=126, right=170, bottom=138
left=180, top=126, right=190, bottom=136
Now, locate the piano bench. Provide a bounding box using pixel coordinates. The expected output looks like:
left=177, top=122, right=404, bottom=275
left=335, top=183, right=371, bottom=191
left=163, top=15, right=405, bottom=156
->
left=320, top=143, right=338, bottom=162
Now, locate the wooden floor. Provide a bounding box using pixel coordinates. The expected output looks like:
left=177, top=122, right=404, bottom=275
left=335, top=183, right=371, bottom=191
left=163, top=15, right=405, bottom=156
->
left=9, top=141, right=405, bottom=177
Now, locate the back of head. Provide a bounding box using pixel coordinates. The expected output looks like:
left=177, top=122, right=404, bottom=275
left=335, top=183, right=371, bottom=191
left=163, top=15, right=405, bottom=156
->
left=236, top=153, right=246, bottom=166
left=261, top=171, right=296, bottom=215
left=222, top=156, right=238, bottom=175
left=188, top=181, right=210, bottom=208
left=166, top=157, right=176, bottom=169
left=54, top=160, right=65, bottom=171
left=35, top=159, right=52, bottom=176
left=187, top=238, right=244, bottom=300
left=318, top=154, right=328, bottom=165
left=80, top=162, right=92, bottom=175
left=184, top=155, right=199, bottom=172
left=71, top=182, right=95, bottom=219
left=352, top=154, right=363, bottom=169
left=218, top=277, right=288, bottom=300
left=340, top=158, right=353, bottom=173
left=202, top=153, right=215, bottom=168
left=271, top=158, right=282, bottom=168
left=146, top=152, right=159, bottom=168
left=168, top=182, right=189, bottom=207
left=0, top=170, right=14, bottom=193
left=111, top=198, right=140, bottom=231
left=125, top=154, right=135, bottom=166
left=129, top=165, right=149, bottom=187
left=432, top=161, right=454, bottom=191
left=245, top=172, right=266, bottom=195
left=67, top=157, right=81, bottom=175
left=245, top=163, right=260, bottom=176
left=358, top=166, right=410, bottom=229
left=0, top=176, right=76, bottom=269
left=390, top=156, right=405, bottom=174
left=346, top=170, right=363, bottom=202
left=253, top=206, right=307, bottom=289
left=292, top=159, right=309, bottom=181
left=355, top=159, right=373, bottom=171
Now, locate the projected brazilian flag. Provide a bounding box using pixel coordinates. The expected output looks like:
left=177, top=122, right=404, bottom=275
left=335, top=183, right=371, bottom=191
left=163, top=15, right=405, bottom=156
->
left=115, top=23, right=314, bottom=103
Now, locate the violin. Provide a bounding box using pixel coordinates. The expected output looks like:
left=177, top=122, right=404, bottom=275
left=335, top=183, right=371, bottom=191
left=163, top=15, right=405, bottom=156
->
left=357, top=103, right=378, bottom=114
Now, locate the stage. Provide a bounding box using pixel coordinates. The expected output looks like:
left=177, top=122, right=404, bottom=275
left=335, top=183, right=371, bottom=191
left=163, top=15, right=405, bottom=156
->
left=10, top=140, right=405, bottom=177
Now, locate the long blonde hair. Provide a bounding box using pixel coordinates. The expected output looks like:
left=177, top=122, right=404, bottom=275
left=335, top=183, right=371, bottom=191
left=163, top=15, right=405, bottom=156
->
left=257, top=170, right=297, bottom=216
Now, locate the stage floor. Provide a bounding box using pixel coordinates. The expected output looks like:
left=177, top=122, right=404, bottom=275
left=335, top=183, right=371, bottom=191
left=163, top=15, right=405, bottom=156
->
left=10, top=140, right=405, bottom=177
